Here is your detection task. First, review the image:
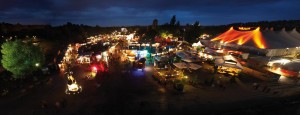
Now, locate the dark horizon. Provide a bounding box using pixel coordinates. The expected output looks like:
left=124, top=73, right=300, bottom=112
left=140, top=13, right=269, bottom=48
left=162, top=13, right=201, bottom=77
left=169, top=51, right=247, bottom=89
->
left=1, top=0, right=299, bottom=27
left=2, top=19, right=300, bottom=28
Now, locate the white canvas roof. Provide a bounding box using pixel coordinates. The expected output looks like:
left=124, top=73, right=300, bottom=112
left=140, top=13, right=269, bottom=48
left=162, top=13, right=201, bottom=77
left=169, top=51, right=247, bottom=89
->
left=288, top=28, right=300, bottom=41
left=215, top=55, right=243, bottom=69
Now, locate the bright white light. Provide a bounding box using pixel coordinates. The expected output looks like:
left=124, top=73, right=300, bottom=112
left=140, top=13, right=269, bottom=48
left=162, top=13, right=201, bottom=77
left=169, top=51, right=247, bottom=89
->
left=92, top=67, right=97, bottom=71
left=208, top=55, right=212, bottom=59
left=68, top=83, right=79, bottom=91
left=216, top=49, right=223, bottom=53
left=96, top=55, right=101, bottom=59
left=268, top=59, right=291, bottom=66
left=279, top=59, right=290, bottom=65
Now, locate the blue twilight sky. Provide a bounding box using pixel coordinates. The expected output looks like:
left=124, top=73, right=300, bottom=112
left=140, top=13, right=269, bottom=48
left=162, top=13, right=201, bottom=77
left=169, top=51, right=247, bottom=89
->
left=0, top=0, right=299, bottom=26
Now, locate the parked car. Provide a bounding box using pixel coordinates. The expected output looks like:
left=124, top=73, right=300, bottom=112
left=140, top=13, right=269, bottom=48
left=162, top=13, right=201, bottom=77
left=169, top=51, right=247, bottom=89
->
left=132, top=58, right=146, bottom=71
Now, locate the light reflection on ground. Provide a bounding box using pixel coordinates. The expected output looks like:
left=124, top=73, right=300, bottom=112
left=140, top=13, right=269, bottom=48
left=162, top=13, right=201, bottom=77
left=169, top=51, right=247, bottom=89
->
left=131, top=69, right=145, bottom=77
left=158, top=87, right=166, bottom=93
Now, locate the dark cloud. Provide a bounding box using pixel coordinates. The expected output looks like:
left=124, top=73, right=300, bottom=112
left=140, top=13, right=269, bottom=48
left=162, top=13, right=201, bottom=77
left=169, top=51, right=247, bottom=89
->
left=0, top=0, right=299, bottom=26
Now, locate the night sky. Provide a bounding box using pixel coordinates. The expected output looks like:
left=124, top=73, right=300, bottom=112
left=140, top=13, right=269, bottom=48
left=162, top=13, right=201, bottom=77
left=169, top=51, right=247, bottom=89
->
left=0, top=0, right=299, bottom=26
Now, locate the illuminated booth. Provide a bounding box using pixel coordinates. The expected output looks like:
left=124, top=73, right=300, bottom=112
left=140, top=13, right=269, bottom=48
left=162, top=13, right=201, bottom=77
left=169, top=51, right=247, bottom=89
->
left=215, top=55, right=243, bottom=76
left=154, top=56, right=169, bottom=69
left=124, top=50, right=149, bottom=62
left=77, top=56, right=91, bottom=64
left=198, top=48, right=224, bottom=60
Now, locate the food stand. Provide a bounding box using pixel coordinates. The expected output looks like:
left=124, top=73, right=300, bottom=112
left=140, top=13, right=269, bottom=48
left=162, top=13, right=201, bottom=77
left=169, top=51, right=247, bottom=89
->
left=214, top=55, right=243, bottom=76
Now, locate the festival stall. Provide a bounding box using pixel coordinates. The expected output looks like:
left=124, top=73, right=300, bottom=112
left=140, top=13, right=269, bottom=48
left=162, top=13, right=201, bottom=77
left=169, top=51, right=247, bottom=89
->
left=214, top=55, right=243, bottom=76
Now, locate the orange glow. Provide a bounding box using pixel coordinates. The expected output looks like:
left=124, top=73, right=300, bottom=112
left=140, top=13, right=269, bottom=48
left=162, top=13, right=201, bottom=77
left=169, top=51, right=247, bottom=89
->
left=238, top=27, right=251, bottom=30
left=211, top=27, right=267, bottom=49
left=252, top=27, right=266, bottom=49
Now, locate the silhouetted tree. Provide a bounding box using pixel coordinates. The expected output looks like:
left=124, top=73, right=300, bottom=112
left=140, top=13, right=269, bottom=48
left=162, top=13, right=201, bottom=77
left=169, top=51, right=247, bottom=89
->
left=184, top=21, right=201, bottom=43
left=152, top=19, right=158, bottom=30
left=170, top=15, right=176, bottom=26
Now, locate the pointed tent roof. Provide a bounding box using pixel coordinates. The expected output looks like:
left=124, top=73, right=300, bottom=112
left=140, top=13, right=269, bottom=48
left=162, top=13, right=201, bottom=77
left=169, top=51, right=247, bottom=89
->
left=288, top=28, right=300, bottom=41
left=192, top=41, right=203, bottom=47
left=211, top=27, right=300, bottom=49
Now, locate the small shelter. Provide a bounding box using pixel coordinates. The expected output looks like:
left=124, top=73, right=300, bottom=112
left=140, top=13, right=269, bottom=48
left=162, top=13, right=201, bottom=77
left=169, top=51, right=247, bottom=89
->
left=214, top=55, right=243, bottom=76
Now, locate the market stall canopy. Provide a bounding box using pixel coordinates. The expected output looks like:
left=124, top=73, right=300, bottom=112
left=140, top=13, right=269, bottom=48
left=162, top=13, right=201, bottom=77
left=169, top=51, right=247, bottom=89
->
left=173, top=62, right=188, bottom=69
left=215, top=55, right=243, bottom=69
left=187, top=63, right=202, bottom=70
left=154, top=56, right=169, bottom=62
left=204, top=48, right=223, bottom=55
left=173, top=62, right=202, bottom=70
left=176, top=51, right=201, bottom=62
left=181, top=57, right=201, bottom=63
left=186, top=49, right=197, bottom=54
left=176, top=51, right=189, bottom=58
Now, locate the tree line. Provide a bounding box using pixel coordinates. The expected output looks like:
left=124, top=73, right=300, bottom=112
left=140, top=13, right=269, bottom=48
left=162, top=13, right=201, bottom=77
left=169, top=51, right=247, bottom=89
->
left=1, top=19, right=299, bottom=45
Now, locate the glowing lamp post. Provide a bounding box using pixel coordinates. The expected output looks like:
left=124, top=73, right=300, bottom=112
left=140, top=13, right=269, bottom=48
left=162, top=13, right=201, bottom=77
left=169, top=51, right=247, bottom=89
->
left=35, top=63, right=40, bottom=67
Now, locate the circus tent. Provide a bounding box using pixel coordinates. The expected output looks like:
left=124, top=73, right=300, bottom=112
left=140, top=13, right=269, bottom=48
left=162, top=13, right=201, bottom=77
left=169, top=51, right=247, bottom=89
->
left=210, top=27, right=300, bottom=56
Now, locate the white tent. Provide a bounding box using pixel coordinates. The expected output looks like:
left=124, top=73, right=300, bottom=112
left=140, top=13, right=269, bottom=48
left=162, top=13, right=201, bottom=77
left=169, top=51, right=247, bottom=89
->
left=192, top=41, right=203, bottom=47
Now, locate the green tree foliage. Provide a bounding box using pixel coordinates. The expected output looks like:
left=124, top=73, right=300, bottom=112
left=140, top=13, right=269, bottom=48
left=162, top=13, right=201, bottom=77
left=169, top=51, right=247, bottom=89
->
left=1, top=40, right=45, bottom=78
